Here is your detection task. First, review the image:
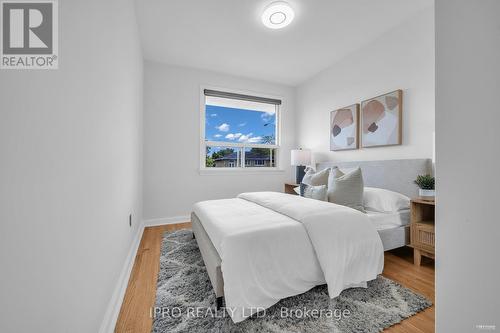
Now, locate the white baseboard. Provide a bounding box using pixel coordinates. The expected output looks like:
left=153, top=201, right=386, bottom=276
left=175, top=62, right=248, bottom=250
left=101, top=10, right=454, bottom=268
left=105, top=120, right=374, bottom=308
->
left=143, top=215, right=191, bottom=227
left=98, top=220, right=145, bottom=333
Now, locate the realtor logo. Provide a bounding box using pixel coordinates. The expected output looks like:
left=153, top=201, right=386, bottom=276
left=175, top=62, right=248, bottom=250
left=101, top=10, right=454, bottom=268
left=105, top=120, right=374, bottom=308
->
left=1, top=0, right=58, bottom=69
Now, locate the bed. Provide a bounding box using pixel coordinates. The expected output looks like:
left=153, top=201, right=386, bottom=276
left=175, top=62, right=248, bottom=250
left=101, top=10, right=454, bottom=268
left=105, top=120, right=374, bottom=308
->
left=191, top=158, right=432, bottom=323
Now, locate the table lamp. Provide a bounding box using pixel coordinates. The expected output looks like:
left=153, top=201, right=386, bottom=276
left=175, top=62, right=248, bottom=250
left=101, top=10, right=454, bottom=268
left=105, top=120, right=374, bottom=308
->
left=291, top=149, right=311, bottom=184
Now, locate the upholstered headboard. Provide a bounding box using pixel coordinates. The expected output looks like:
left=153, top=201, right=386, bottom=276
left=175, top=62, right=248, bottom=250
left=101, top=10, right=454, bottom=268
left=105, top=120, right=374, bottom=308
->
left=316, top=158, right=432, bottom=198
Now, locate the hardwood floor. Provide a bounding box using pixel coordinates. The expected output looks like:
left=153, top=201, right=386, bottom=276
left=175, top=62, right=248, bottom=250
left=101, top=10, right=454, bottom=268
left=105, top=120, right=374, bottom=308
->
left=382, top=247, right=435, bottom=333
left=115, top=223, right=435, bottom=333
left=115, top=223, right=191, bottom=333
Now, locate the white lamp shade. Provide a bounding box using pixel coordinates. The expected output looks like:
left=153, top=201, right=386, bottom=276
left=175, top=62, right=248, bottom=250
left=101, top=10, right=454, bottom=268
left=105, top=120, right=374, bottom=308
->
left=291, top=149, right=311, bottom=166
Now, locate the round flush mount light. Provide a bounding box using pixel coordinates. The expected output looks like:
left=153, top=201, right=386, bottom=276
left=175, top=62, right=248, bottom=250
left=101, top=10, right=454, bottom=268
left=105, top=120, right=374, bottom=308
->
left=261, top=1, right=295, bottom=29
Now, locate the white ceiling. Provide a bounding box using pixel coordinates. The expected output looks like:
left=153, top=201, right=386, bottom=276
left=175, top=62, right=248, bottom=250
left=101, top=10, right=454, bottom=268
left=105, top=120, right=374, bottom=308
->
left=136, top=0, right=433, bottom=86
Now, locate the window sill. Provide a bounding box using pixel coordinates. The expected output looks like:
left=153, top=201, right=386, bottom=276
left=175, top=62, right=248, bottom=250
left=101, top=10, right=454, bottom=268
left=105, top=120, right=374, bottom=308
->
left=199, top=168, right=286, bottom=176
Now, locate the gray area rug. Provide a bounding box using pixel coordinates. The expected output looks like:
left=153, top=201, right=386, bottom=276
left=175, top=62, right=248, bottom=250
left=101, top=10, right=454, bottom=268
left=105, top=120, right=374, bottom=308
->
left=152, top=229, right=431, bottom=333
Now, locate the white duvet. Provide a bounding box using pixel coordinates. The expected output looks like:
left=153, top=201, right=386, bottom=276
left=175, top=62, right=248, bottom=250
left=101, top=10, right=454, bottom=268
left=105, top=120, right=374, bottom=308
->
left=192, top=192, right=384, bottom=323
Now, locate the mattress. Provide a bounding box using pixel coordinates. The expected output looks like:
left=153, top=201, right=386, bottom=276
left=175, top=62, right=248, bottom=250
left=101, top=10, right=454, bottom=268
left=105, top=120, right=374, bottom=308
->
left=366, top=209, right=410, bottom=230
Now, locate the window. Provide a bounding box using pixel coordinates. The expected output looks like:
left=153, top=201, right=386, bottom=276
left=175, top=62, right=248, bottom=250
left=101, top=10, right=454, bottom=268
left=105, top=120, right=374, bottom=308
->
left=202, top=89, right=281, bottom=170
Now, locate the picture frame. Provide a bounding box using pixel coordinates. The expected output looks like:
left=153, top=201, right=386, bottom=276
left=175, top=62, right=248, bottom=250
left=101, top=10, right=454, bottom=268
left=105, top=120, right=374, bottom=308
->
left=360, top=89, right=402, bottom=148
left=330, top=104, right=359, bottom=151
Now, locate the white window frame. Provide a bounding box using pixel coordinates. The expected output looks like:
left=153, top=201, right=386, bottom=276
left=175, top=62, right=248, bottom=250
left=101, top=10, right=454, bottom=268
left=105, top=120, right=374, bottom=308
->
left=199, top=85, right=283, bottom=174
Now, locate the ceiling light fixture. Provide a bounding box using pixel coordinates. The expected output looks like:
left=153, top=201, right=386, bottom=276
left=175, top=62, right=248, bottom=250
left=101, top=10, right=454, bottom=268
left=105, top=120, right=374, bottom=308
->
left=261, top=1, right=294, bottom=29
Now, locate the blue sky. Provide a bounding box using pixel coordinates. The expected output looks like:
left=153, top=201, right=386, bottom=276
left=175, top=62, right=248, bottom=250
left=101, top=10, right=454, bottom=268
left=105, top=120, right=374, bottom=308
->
left=205, top=105, right=276, bottom=144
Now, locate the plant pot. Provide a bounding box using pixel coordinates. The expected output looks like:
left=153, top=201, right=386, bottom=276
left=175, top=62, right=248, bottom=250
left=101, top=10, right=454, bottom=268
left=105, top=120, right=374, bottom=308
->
left=419, top=189, right=435, bottom=198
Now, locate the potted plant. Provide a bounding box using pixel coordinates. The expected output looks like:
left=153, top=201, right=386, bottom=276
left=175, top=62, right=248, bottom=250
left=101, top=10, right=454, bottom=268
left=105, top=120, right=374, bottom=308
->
left=414, top=174, right=435, bottom=198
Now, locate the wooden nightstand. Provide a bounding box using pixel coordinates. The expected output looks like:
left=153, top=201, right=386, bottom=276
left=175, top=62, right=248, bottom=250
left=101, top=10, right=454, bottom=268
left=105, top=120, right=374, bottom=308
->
left=284, top=183, right=299, bottom=195
left=410, top=197, right=435, bottom=265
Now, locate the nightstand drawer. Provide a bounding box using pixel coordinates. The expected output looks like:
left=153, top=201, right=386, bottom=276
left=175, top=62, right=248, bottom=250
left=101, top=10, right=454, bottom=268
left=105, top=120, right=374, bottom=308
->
left=411, top=222, right=435, bottom=253
left=410, top=198, right=435, bottom=265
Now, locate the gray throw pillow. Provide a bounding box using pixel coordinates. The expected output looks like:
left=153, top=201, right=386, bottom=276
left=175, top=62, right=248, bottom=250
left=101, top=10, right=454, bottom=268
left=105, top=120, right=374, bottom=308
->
left=330, top=166, right=344, bottom=179
left=327, top=167, right=365, bottom=212
left=301, top=167, right=330, bottom=186
left=300, top=184, right=328, bottom=201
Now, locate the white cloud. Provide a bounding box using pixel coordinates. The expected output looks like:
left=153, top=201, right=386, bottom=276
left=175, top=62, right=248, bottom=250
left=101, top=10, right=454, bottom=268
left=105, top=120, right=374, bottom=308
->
left=236, top=132, right=263, bottom=143
left=238, top=133, right=254, bottom=142
left=238, top=122, right=247, bottom=127
left=225, top=133, right=242, bottom=140
left=216, top=123, right=230, bottom=132
left=261, top=111, right=275, bottom=123
left=210, top=113, right=217, bottom=117
left=247, top=136, right=263, bottom=143
left=213, top=134, right=222, bottom=138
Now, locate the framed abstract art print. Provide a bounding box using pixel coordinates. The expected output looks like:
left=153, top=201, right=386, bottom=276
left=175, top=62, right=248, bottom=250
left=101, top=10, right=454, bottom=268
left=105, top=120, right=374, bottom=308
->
left=330, top=104, right=359, bottom=151
left=360, top=90, right=402, bottom=148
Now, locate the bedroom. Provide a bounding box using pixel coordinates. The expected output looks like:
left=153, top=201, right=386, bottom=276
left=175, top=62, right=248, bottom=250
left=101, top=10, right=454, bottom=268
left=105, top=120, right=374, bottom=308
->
left=0, top=0, right=498, bottom=333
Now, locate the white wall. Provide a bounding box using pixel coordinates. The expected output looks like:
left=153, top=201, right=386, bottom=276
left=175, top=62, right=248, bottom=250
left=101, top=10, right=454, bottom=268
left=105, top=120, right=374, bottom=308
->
left=296, top=7, right=435, bottom=164
left=435, top=0, right=500, bottom=331
left=0, top=0, right=143, bottom=332
left=143, top=61, right=295, bottom=220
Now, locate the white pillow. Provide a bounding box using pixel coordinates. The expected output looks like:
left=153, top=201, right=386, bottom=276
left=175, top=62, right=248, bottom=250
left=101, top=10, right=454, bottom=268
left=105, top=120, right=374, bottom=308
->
left=363, top=187, right=410, bottom=213
left=301, top=184, right=328, bottom=201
